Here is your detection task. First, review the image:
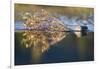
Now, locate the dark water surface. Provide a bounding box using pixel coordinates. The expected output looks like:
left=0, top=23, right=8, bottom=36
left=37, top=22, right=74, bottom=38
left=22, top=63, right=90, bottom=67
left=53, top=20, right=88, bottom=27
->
left=15, top=32, right=94, bottom=65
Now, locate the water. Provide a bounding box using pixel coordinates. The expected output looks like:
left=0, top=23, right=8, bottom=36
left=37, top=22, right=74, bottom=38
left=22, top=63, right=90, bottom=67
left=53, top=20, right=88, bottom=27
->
left=15, top=32, right=94, bottom=65
left=15, top=15, right=94, bottom=65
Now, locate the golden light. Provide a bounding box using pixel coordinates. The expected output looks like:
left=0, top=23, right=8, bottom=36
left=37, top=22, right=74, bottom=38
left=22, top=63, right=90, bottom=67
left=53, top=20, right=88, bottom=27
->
left=22, top=9, right=67, bottom=53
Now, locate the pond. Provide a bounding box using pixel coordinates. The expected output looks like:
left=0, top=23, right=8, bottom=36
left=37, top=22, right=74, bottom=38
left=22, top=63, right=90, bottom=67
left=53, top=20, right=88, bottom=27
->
left=15, top=15, right=94, bottom=65
left=15, top=30, right=94, bottom=65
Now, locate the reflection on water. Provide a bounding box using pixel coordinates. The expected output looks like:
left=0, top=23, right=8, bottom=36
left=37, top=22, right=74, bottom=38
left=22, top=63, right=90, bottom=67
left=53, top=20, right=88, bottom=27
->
left=15, top=7, right=94, bottom=65
left=78, top=35, right=94, bottom=60
left=21, top=9, right=67, bottom=53
left=31, top=46, right=42, bottom=64
left=15, top=32, right=94, bottom=65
